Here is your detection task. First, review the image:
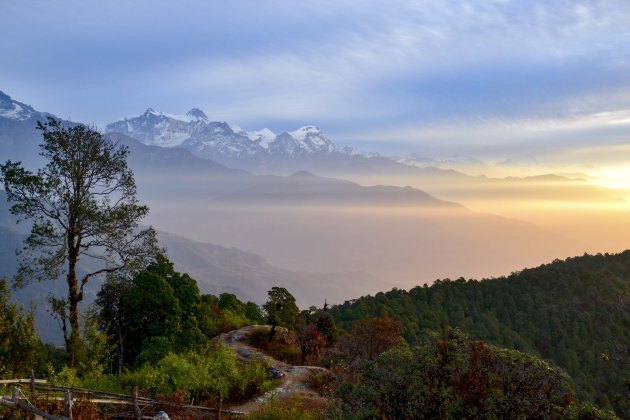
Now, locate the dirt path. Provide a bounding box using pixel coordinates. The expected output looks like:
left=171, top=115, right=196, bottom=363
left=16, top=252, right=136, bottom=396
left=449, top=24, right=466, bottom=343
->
left=215, top=325, right=330, bottom=414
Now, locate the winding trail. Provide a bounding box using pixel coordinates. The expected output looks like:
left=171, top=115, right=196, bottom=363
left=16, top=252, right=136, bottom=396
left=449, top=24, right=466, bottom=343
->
left=215, top=325, right=331, bottom=414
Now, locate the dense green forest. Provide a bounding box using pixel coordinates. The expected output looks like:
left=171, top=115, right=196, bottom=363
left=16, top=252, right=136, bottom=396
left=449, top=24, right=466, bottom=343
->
left=330, top=251, right=630, bottom=416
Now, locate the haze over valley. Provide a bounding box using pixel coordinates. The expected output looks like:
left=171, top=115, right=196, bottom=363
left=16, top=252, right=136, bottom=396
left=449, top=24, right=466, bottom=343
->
left=1, top=90, right=628, bottom=309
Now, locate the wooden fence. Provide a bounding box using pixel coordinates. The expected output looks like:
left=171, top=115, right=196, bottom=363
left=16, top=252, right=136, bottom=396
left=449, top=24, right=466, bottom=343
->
left=0, top=375, right=244, bottom=419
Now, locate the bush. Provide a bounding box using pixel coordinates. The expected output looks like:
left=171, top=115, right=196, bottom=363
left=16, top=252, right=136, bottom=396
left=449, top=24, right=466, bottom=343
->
left=46, top=344, right=276, bottom=405
left=245, top=394, right=323, bottom=420
left=248, top=326, right=302, bottom=364
left=239, top=356, right=275, bottom=400
left=332, top=328, right=596, bottom=419
left=309, top=371, right=335, bottom=396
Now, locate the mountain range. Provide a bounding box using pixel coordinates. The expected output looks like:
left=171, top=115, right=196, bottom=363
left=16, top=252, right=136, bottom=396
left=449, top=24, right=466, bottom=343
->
left=105, top=107, right=347, bottom=159
left=103, top=103, right=625, bottom=209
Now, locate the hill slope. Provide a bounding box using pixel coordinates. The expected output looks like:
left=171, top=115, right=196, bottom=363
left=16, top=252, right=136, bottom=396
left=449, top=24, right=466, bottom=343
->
left=330, top=251, right=630, bottom=416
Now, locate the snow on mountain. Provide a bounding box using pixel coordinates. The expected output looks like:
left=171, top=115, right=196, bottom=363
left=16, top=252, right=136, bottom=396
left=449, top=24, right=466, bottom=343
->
left=186, top=108, right=209, bottom=122
left=398, top=153, right=485, bottom=168
left=182, top=121, right=265, bottom=158
left=340, top=145, right=380, bottom=158
left=105, top=108, right=346, bottom=159
left=247, top=128, right=276, bottom=148
left=289, top=126, right=336, bottom=153
left=0, top=91, right=39, bottom=121
left=105, top=108, right=198, bottom=148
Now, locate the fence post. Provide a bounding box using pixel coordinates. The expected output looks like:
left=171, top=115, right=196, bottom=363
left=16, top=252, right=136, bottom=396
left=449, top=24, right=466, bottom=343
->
left=7, top=386, right=19, bottom=420
left=30, top=369, right=36, bottom=399
left=133, top=386, right=141, bottom=420
left=64, top=391, right=73, bottom=420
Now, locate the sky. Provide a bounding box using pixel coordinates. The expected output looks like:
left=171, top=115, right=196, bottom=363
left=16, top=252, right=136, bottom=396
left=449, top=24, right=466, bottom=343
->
left=2, top=0, right=630, bottom=166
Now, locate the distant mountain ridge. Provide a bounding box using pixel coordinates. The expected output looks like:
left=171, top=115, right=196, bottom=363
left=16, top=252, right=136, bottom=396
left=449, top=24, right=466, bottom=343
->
left=0, top=91, right=41, bottom=121
left=105, top=107, right=350, bottom=160
left=0, top=189, right=374, bottom=344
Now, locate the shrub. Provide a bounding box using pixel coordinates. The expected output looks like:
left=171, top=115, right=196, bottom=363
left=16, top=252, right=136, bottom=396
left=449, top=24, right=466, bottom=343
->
left=238, top=357, right=275, bottom=401
left=245, top=394, right=323, bottom=420
left=248, top=326, right=302, bottom=365
left=47, top=344, right=276, bottom=406
left=310, top=371, right=335, bottom=396
left=332, top=328, right=596, bottom=419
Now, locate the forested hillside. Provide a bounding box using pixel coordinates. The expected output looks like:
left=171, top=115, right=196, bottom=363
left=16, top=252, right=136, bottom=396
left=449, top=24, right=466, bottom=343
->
left=330, top=252, right=630, bottom=416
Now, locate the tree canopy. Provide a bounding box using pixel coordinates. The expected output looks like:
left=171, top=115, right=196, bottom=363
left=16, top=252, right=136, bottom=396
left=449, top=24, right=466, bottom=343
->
left=263, top=286, right=299, bottom=338
left=97, top=255, right=207, bottom=367
left=333, top=328, right=614, bottom=419
left=330, top=252, right=630, bottom=417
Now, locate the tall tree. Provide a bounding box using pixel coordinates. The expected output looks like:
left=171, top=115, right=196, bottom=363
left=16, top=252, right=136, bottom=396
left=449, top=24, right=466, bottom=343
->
left=0, top=117, right=158, bottom=364
left=263, top=287, right=299, bottom=339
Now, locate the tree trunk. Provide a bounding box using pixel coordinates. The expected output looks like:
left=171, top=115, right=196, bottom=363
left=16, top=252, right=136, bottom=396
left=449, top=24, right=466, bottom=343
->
left=133, top=386, right=141, bottom=420
left=67, top=232, right=80, bottom=367
left=64, top=391, right=73, bottom=420
left=118, top=333, right=125, bottom=372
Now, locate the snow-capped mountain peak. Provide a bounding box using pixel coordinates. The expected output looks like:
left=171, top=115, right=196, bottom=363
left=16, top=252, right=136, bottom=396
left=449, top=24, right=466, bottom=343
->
left=106, top=107, right=194, bottom=147
left=281, top=125, right=336, bottom=154
left=186, top=108, right=208, bottom=122
left=227, top=122, right=245, bottom=134
left=0, top=91, right=38, bottom=121
left=290, top=125, right=321, bottom=141
left=248, top=128, right=276, bottom=148
left=105, top=107, right=346, bottom=159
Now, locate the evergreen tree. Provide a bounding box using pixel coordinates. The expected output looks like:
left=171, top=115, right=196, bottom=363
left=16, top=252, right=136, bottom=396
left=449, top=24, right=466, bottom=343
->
left=263, top=287, right=299, bottom=339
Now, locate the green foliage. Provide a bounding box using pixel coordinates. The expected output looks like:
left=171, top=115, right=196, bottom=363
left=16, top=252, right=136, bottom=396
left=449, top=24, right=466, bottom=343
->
left=73, top=308, right=114, bottom=378
left=245, top=395, right=323, bottom=420
left=205, top=343, right=239, bottom=400
left=263, top=287, right=299, bottom=337
left=97, top=255, right=208, bottom=367
left=565, top=401, right=619, bottom=419
left=0, top=277, right=41, bottom=377
left=313, top=310, right=338, bottom=346
left=47, top=344, right=274, bottom=405
left=343, top=317, right=401, bottom=363
left=245, top=301, right=265, bottom=324
left=219, top=292, right=246, bottom=313
left=249, top=326, right=302, bottom=365
left=123, top=268, right=181, bottom=363
left=198, top=293, right=264, bottom=336
left=330, top=252, right=630, bottom=416
left=36, top=343, right=67, bottom=376
left=333, top=328, right=596, bottom=419
left=240, top=353, right=276, bottom=398
left=47, top=365, right=84, bottom=389
left=0, top=117, right=158, bottom=362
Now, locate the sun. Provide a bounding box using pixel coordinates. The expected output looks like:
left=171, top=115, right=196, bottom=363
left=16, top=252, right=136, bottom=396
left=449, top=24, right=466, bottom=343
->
left=592, top=166, right=630, bottom=191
